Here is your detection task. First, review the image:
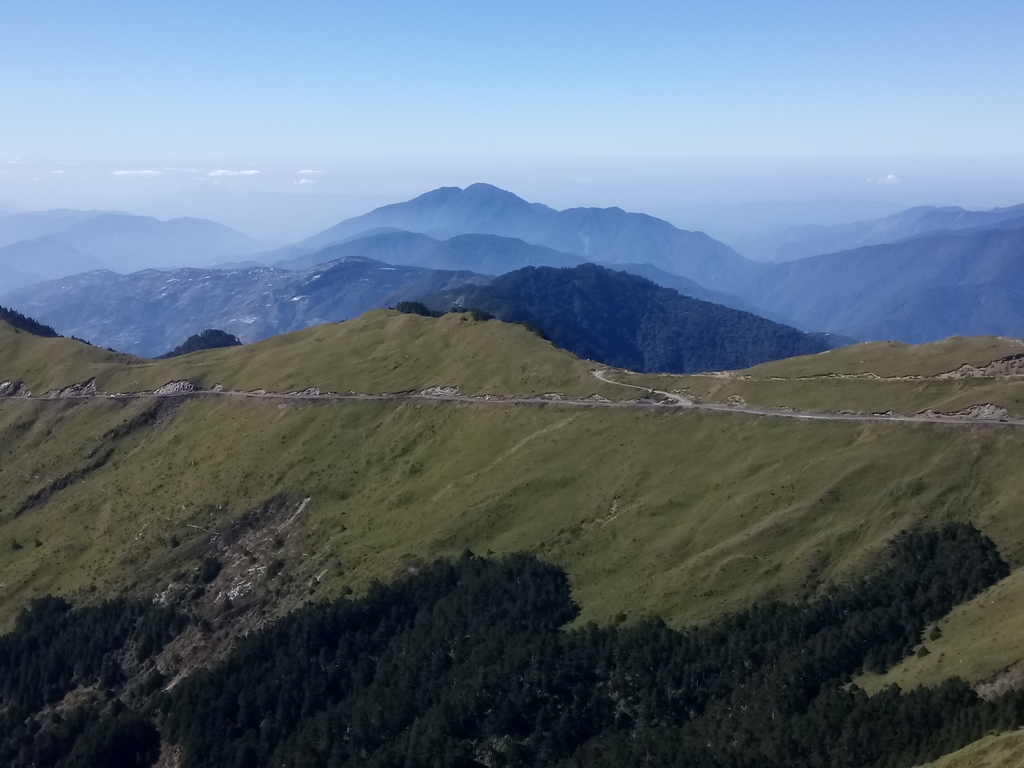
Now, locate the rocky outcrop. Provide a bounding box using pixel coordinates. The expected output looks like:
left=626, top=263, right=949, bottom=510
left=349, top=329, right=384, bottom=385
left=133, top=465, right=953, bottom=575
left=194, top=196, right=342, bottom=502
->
left=0, top=380, right=27, bottom=398
left=155, top=381, right=196, bottom=396
left=43, top=379, right=97, bottom=398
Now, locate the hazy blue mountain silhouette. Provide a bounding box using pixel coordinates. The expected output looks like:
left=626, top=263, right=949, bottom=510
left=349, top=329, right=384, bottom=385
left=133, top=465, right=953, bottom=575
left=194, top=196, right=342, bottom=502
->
left=0, top=208, right=120, bottom=248
left=42, top=213, right=264, bottom=272
left=281, top=230, right=768, bottom=318
left=0, top=238, right=112, bottom=284
left=740, top=228, right=1024, bottom=342
left=741, top=203, right=1024, bottom=262
left=0, top=262, right=41, bottom=295
left=279, top=231, right=583, bottom=274
left=294, top=184, right=755, bottom=288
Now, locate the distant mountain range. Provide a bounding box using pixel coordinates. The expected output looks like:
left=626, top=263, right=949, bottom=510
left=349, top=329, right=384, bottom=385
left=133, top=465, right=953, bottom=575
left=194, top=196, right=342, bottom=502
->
left=5, top=256, right=825, bottom=372
left=276, top=230, right=768, bottom=318
left=0, top=210, right=264, bottom=293
left=6, top=184, right=1024, bottom=351
left=5, top=258, right=485, bottom=356
left=739, top=228, right=1024, bottom=342
left=0, top=262, right=41, bottom=293
left=737, top=203, right=1024, bottom=262
left=280, top=183, right=754, bottom=289
left=277, top=230, right=585, bottom=274
left=425, top=264, right=829, bottom=373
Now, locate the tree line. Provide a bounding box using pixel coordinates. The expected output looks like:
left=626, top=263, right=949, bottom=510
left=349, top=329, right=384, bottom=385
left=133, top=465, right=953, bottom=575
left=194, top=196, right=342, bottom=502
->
left=1, top=523, right=1022, bottom=767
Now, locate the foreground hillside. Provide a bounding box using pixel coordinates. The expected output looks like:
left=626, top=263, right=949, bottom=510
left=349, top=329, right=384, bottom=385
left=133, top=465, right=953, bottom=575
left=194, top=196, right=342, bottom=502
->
left=4, top=530, right=1016, bottom=767
left=627, top=335, right=1024, bottom=419
left=0, top=309, right=617, bottom=398
left=4, top=317, right=1024, bottom=628
left=8, top=315, right=1024, bottom=763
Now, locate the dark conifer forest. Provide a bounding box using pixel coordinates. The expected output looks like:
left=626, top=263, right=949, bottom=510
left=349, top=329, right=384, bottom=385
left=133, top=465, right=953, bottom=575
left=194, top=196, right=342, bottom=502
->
left=157, top=328, right=243, bottom=358
left=2, top=524, right=1023, bottom=767
left=426, top=264, right=829, bottom=374
left=0, top=305, right=58, bottom=338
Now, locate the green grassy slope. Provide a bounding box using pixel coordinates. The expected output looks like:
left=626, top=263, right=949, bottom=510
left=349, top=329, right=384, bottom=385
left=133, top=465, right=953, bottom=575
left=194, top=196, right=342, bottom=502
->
left=614, top=334, right=1024, bottom=714
left=5, top=393, right=1024, bottom=635
left=746, top=336, right=1024, bottom=379
left=0, top=310, right=622, bottom=398
left=921, top=729, right=1024, bottom=767
left=8, top=316, right=1024, bottom=712
left=859, top=566, right=1024, bottom=694
left=625, top=335, right=1024, bottom=418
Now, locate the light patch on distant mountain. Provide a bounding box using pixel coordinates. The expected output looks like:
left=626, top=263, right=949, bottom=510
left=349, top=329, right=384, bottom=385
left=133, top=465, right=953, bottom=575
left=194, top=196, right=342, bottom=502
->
left=5, top=257, right=487, bottom=356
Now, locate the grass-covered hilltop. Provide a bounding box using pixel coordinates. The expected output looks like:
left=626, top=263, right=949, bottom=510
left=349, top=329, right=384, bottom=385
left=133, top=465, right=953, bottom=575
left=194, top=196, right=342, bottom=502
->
left=7, top=309, right=1024, bottom=765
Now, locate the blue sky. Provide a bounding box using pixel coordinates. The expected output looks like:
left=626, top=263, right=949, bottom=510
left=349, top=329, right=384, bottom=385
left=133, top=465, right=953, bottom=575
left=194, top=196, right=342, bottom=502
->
left=1, top=1, right=1022, bottom=236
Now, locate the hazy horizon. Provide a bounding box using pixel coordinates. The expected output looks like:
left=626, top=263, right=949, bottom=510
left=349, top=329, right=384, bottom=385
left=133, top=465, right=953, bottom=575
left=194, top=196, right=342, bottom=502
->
left=3, top=154, right=1024, bottom=244
left=3, top=2, right=1023, bottom=242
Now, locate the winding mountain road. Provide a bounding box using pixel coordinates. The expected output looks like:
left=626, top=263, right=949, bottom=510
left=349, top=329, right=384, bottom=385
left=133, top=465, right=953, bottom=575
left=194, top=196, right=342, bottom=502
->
left=4, top=367, right=1022, bottom=430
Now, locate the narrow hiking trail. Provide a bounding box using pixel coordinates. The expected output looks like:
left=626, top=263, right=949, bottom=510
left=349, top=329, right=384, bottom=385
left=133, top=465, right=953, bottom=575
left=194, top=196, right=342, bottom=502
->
left=2, top=369, right=1022, bottom=430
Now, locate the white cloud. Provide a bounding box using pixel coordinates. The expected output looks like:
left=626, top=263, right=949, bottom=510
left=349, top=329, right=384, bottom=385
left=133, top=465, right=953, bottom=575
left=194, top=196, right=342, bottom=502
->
left=869, top=174, right=901, bottom=185
left=293, top=178, right=315, bottom=185
left=50, top=170, right=66, bottom=175
left=297, top=169, right=324, bottom=175
left=163, top=167, right=201, bottom=173
left=5, top=159, right=26, bottom=165
left=209, top=169, right=261, bottom=176
left=112, top=169, right=163, bottom=176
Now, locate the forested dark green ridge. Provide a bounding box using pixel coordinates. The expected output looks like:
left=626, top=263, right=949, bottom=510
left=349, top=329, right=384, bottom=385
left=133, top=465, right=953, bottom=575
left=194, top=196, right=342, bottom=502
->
left=0, top=304, right=58, bottom=338
left=3, top=525, right=1024, bottom=767
left=0, top=598, right=185, bottom=767
left=425, top=264, right=829, bottom=373
left=157, top=328, right=242, bottom=359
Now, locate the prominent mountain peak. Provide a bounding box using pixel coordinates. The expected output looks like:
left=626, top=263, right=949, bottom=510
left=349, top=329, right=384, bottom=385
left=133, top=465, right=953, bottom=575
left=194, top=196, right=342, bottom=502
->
left=461, top=182, right=533, bottom=203
left=297, top=184, right=752, bottom=288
